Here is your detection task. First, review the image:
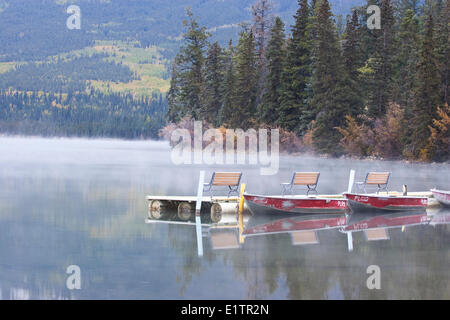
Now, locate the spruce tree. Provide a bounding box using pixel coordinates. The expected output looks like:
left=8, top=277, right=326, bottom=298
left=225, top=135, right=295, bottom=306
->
left=310, top=0, right=355, bottom=155
left=229, top=29, right=258, bottom=129
left=167, top=54, right=184, bottom=123
left=178, top=8, right=210, bottom=120
left=202, top=42, right=225, bottom=125
left=342, top=10, right=364, bottom=116
left=278, top=0, right=311, bottom=134
left=409, top=13, right=442, bottom=158
left=392, top=9, right=420, bottom=113
left=260, top=17, right=285, bottom=125
left=343, top=10, right=362, bottom=81
left=434, top=0, right=449, bottom=105
left=219, top=40, right=236, bottom=126
left=252, top=0, right=274, bottom=122
left=367, top=0, right=395, bottom=118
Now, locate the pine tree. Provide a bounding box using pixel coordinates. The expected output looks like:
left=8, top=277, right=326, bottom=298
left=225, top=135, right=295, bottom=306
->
left=178, top=8, right=210, bottom=119
left=252, top=0, right=274, bottom=122
left=408, top=13, right=442, bottom=158
left=434, top=0, right=449, bottom=105
left=278, top=0, right=311, bottom=134
left=367, top=0, right=395, bottom=118
left=397, top=0, right=421, bottom=16
left=219, top=40, right=236, bottom=126
left=201, top=42, right=224, bottom=125
left=391, top=9, right=420, bottom=113
left=343, top=10, right=362, bottom=81
left=311, top=0, right=355, bottom=155
left=252, top=0, right=273, bottom=65
left=167, top=54, right=184, bottom=122
left=260, top=17, right=285, bottom=125
left=342, top=10, right=364, bottom=116
left=229, top=29, right=258, bottom=129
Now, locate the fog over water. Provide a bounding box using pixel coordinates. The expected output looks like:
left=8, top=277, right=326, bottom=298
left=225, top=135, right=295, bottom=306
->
left=0, top=136, right=448, bottom=299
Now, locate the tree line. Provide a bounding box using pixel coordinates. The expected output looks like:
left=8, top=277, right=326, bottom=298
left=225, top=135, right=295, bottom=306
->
left=0, top=90, right=167, bottom=139
left=0, top=54, right=138, bottom=93
left=167, top=0, right=449, bottom=162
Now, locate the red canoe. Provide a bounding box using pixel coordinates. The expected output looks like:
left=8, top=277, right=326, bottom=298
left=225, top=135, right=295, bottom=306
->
left=431, top=189, right=450, bottom=207
left=243, top=194, right=348, bottom=215
left=343, top=193, right=428, bottom=212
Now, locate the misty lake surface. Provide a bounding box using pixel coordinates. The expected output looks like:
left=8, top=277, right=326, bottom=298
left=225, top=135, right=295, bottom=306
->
left=0, top=136, right=448, bottom=299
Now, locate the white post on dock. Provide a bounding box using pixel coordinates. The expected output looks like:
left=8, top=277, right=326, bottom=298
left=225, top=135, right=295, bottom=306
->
left=347, top=169, right=355, bottom=252
left=347, top=169, right=356, bottom=193
left=195, top=171, right=205, bottom=257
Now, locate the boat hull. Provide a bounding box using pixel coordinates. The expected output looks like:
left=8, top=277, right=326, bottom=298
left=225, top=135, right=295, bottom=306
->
left=431, top=189, right=450, bottom=207
left=244, top=194, right=348, bottom=215
left=344, top=193, right=428, bottom=213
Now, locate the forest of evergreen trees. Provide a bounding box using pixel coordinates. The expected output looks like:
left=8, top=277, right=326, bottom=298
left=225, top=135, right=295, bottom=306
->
left=167, top=0, right=449, bottom=162
left=0, top=90, right=167, bottom=139
left=0, top=53, right=167, bottom=139
left=0, top=54, right=138, bottom=93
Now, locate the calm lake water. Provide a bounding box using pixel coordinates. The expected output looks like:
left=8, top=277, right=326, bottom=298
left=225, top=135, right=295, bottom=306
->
left=0, top=136, right=448, bottom=300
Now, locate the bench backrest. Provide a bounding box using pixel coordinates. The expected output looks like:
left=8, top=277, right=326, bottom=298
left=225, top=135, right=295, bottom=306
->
left=365, top=172, right=390, bottom=185
left=211, top=172, right=242, bottom=186
left=292, top=172, right=320, bottom=186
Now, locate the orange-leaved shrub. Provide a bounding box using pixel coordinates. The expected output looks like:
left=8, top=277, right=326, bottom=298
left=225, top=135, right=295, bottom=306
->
left=420, top=103, right=449, bottom=162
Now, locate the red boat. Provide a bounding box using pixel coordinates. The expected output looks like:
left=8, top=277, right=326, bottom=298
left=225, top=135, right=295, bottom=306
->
left=431, top=189, right=450, bottom=207
left=243, top=194, right=348, bottom=215
left=344, top=193, right=428, bottom=212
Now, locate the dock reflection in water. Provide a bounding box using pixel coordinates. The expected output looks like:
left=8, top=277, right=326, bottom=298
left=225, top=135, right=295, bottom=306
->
left=148, top=205, right=450, bottom=299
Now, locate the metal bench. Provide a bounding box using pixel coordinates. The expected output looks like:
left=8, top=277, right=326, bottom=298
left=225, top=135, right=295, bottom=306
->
left=281, top=172, right=320, bottom=196
left=355, top=172, right=391, bottom=194
left=203, top=172, right=242, bottom=197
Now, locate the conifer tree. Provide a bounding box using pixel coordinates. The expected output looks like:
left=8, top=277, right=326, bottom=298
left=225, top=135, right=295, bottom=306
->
left=252, top=0, right=274, bottom=121
left=343, top=10, right=362, bottom=81
left=229, top=29, right=258, bottom=129
left=178, top=8, right=210, bottom=119
left=167, top=54, right=184, bottom=122
left=219, top=40, right=236, bottom=126
left=409, top=13, right=442, bottom=157
left=392, top=9, right=420, bottom=113
left=311, top=0, right=356, bottom=155
left=367, top=0, right=395, bottom=118
left=202, top=42, right=224, bottom=125
left=278, top=0, right=311, bottom=134
left=260, top=17, right=285, bottom=125
left=434, top=0, right=449, bottom=105
left=342, top=10, right=364, bottom=116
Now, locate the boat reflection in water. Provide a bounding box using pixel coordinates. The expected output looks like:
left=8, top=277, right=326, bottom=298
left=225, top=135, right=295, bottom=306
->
left=146, top=203, right=450, bottom=253
left=243, top=213, right=347, bottom=246
left=342, top=211, right=432, bottom=250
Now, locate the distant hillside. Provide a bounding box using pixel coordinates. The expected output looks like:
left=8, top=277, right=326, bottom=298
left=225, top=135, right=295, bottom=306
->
left=0, top=0, right=365, bottom=140
left=0, top=0, right=364, bottom=62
